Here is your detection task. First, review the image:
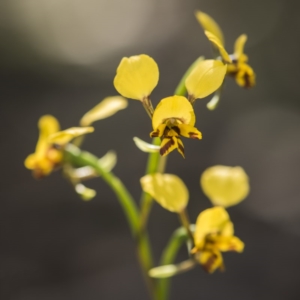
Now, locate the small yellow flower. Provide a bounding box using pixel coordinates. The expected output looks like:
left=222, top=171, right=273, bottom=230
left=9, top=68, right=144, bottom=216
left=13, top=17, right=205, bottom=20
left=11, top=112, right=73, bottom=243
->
left=25, top=115, right=94, bottom=178
left=140, top=173, right=189, bottom=213
left=150, top=96, right=202, bottom=157
left=196, top=11, right=256, bottom=88
left=24, top=115, right=62, bottom=178
left=192, top=207, right=244, bottom=273
left=200, top=165, right=250, bottom=207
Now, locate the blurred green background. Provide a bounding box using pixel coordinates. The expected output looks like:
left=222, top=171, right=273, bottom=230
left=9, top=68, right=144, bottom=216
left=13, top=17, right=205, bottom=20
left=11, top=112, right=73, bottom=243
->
left=1, top=0, right=300, bottom=299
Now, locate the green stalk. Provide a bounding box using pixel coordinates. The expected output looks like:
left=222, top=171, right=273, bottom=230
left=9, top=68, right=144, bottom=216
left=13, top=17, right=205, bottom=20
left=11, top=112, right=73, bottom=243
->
left=64, top=144, right=160, bottom=300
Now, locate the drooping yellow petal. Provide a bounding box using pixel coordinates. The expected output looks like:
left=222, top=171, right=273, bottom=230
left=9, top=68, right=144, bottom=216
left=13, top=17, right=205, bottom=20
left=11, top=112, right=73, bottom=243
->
left=80, top=96, right=128, bottom=127
left=133, top=137, right=160, bottom=153
left=177, top=124, right=202, bottom=140
left=194, top=207, right=231, bottom=249
left=113, top=54, right=159, bottom=100
left=150, top=124, right=167, bottom=138
left=152, top=96, right=195, bottom=129
left=215, top=236, right=244, bottom=253
left=234, top=34, right=247, bottom=59
left=185, top=60, right=227, bottom=99
left=140, top=173, right=189, bottom=213
left=204, top=31, right=231, bottom=63
left=235, top=64, right=256, bottom=88
left=176, top=138, right=185, bottom=158
left=160, top=136, right=179, bottom=157
left=200, top=165, right=250, bottom=207
left=48, top=127, right=94, bottom=145
left=195, top=11, right=224, bottom=46
left=199, top=249, right=224, bottom=273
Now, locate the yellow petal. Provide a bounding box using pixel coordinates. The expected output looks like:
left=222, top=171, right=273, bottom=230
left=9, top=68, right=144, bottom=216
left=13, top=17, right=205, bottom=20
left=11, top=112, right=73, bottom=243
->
left=234, top=34, right=247, bottom=59
left=235, top=64, right=256, bottom=88
left=200, top=165, right=250, bottom=207
left=133, top=137, right=160, bottom=153
left=204, top=31, right=231, bottom=63
left=35, top=115, right=60, bottom=157
left=24, top=153, right=38, bottom=170
left=140, top=173, right=189, bottom=213
left=177, top=124, right=202, bottom=139
left=215, top=236, right=244, bottom=253
left=176, top=138, right=185, bottom=158
left=152, top=96, right=195, bottom=129
left=195, top=11, right=224, bottom=46
left=80, top=96, right=128, bottom=126
left=199, top=249, right=224, bottom=273
left=113, top=54, right=159, bottom=100
left=48, top=127, right=94, bottom=145
left=194, top=207, right=232, bottom=249
left=185, top=60, right=227, bottom=99
left=160, top=136, right=179, bottom=157
left=150, top=124, right=167, bottom=138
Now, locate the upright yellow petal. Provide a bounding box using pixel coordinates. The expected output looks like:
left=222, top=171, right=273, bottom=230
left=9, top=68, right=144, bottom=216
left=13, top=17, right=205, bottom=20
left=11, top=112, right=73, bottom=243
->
left=140, top=173, right=189, bottom=213
left=194, top=207, right=231, bottom=249
left=48, top=127, right=94, bottom=145
left=204, top=31, right=231, bottom=63
left=195, top=11, right=224, bottom=46
left=113, top=54, right=159, bottom=100
left=185, top=60, right=227, bottom=100
left=80, top=96, right=128, bottom=126
left=234, top=34, right=247, bottom=59
left=35, top=115, right=60, bottom=157
left=152, top=96, right=195, bottom=129
left=201, top=165, right=250, bottom=207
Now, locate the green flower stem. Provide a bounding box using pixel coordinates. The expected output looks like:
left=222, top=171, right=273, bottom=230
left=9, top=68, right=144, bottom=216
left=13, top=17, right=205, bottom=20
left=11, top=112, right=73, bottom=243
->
left=158, top=227, right=190, bottom=300
left=174, top=56, right=205, bottom=96
left=63, top=144, right=161, bottom=300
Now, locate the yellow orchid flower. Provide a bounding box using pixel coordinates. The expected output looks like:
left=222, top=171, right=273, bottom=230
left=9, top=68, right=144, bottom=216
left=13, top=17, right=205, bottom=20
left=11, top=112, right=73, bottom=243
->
left=140, top=173, right=189, bottom=213
left=24, top=115, right=94, bottom=178
left=150, top=95, right=202, bottom=157
left=192, top=207, right=244, bottom=273
left=200, top=165, right=249, bottom=207
left=196, top=11, right=255, bottom=89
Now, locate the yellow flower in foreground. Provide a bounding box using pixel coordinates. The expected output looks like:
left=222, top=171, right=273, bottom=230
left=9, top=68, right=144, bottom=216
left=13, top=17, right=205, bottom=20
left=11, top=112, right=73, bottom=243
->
left=25, top=115, right=94, bottom=178
left=140, top=173, right=189, bottom=213
left=113, top=54, right=159, bottom=101
left=192, top=207, right=244, bottom=273
left=196, top=10, right=256, bottom=88
left=150, top=96, right=202, bottom=157
left=200, top=165, right=249, bottom=207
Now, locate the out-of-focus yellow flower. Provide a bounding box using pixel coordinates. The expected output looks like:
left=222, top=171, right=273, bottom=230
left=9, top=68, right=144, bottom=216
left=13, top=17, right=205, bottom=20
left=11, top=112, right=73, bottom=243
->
left=200, top=165, right=249, bottom=207
left=25, top=115, right=94, bottom=178
left=150, top=96, right=202, bottom=157
left=24, top=115, right=62, bottom=178
left=114, top=54, right=159, bottom=101
left=196, top=11, right=255, bottom=88
left=192, top=207, right=244, bottom=273
left=185, top=59, right=227, bottom=101
left=140, top=173, right=189, bottom=213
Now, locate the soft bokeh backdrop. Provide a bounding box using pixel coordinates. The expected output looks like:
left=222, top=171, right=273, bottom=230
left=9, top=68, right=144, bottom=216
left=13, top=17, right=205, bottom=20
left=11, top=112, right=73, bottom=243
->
left=1, top=0, right=300, bottom=299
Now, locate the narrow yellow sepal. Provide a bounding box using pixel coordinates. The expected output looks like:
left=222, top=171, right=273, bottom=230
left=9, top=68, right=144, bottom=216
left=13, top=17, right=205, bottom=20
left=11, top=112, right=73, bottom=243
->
left=204, top=31, right=231, bottom=63
left=195, top=11, right=225, bottom=45
left=140, top=173, right=189, bottom=213
left=234, top=34, right=247, bottom=59
left=113, top=54, right=159, bottom=101
left=48, top=127, right=94, bottom=145
left=80, top=96, right=128, bottom=126
left=185, top=60, right=227, bottom=99
left=200, top=165, right=250, bottom=207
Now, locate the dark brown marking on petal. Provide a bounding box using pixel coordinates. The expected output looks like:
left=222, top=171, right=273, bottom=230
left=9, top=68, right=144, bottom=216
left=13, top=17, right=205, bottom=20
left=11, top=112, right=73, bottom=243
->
left=188, top=132, right=200, bottom=139
left=160, top=138, right=175, bottom=156
left=172, top=126, right=180, bottom=135
left=177, top=140, right=185, bottom=156
left=150, top=130, right=159, bottom=137
left=202, top=252, right=218, bottom=273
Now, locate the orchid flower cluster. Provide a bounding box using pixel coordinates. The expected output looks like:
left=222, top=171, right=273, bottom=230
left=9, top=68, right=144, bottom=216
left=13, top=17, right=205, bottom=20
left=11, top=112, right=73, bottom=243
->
left=24, top=11, right=254, bottom=300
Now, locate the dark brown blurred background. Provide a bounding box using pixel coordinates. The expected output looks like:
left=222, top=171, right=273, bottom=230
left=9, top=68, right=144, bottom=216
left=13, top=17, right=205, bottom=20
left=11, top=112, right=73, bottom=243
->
left=1, top=0, right=300, bottom=299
